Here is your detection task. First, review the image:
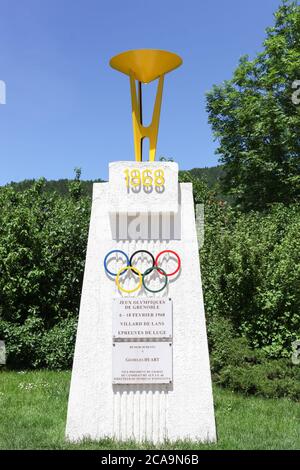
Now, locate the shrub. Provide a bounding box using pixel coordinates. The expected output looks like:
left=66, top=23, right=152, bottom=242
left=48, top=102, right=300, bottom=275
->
left=0, top=178, right=90, bottom=368
left=1, top=173, right=299, bottom=377
left=41, top=317, right=78, bottom=369
left=208, top=316, right=300, bottom=400
left=202, top=203, right=300, bottom=358
left=217, top=360, right=300, bottom=401
left=0, top=316, right=44, bottom=368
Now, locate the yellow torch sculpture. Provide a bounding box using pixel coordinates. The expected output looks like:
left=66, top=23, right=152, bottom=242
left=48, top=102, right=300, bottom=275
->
left=110, top=49, right=182, bottom=162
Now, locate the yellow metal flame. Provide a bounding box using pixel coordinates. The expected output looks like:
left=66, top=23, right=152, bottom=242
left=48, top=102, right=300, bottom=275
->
left=110, top=49, right=182, bottom=161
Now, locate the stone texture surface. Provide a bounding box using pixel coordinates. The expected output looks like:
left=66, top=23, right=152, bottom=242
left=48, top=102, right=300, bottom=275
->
left=66, top=176, right=216, bottom=443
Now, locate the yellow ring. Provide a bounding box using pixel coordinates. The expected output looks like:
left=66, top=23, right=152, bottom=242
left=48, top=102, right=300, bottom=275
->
left=115, top=266, right=142, bottom=294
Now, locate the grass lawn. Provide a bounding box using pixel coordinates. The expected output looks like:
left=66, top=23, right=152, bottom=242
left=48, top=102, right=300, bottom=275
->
left=0, top=370, right=299, bottom=450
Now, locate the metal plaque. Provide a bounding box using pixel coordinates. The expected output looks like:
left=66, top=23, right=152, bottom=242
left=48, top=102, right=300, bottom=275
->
left=112, top=341, right=173, bottom=385
left=113, top=297, right=172, bottom=339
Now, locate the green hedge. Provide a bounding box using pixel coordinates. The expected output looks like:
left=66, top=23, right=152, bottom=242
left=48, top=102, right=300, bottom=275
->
left=208, top=316, right=300, bottom=400
left=0, top=176, right=299, bottom=394
left=0, top=179, right=90, bottom=368
left=201, top=202, right=300, bottom=358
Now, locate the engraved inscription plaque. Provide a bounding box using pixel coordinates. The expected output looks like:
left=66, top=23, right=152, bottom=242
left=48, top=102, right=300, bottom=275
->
left=113, top=297, right=172, bottom=339
left=112, top=341, right=173, bottom=384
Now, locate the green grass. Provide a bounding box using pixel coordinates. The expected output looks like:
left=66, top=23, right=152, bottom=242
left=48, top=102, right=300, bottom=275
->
left=0, top=370, right=299, bottom=450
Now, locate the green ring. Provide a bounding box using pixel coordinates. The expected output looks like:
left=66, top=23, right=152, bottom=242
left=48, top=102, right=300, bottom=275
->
left=142, top=266, right=168, bottom=293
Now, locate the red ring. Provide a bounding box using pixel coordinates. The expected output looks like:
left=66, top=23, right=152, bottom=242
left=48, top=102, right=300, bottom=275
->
left=155, top=250, right=181, bottom=277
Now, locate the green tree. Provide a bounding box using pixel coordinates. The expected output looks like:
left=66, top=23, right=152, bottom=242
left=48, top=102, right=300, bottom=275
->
left=201, top=202, right=300, bottom=358
left=0, top=179, right=91, bottom=368
left=206, top=1, right=300, bottom=210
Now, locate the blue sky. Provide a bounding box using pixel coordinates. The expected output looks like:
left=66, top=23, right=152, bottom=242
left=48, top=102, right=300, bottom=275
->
left=0, top=0, right=283, bottom=184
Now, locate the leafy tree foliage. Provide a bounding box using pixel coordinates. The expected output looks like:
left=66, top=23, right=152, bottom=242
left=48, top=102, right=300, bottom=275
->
left=0, top=178, right=90, bottom=368
left=7, top=176, right=104, bottom=197
left=201, top=202, right=300, bottom=358
left=179, top=170, right=215, bottom=204
left=0, top=172, right=299, bottom=378
left=190, top=165, right=224, bottom=189
left=206, top=1, right=300, bottom=210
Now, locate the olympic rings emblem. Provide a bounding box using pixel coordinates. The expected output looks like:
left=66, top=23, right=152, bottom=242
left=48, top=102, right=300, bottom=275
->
left=104, top=249, right=181, bottom=293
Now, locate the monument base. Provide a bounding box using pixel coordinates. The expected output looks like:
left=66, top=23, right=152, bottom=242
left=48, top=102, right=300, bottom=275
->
left=66, top=173, right=216, bottom=444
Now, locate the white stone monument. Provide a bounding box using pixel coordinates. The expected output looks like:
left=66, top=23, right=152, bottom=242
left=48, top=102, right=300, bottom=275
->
left=66, top=161, right=216, bottom=443
left=66, top=48, right=216, bottom=444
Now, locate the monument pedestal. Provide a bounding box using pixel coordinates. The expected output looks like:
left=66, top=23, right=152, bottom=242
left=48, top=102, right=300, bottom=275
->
left=66, top=163, right=216, bottom=443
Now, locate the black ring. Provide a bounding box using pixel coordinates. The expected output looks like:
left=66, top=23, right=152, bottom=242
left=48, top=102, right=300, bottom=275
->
left=129, top=250, right=155, bottom=276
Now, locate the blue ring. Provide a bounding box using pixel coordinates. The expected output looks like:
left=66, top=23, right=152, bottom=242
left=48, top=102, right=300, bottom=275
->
left=104, top=250, right=130, bottom=277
